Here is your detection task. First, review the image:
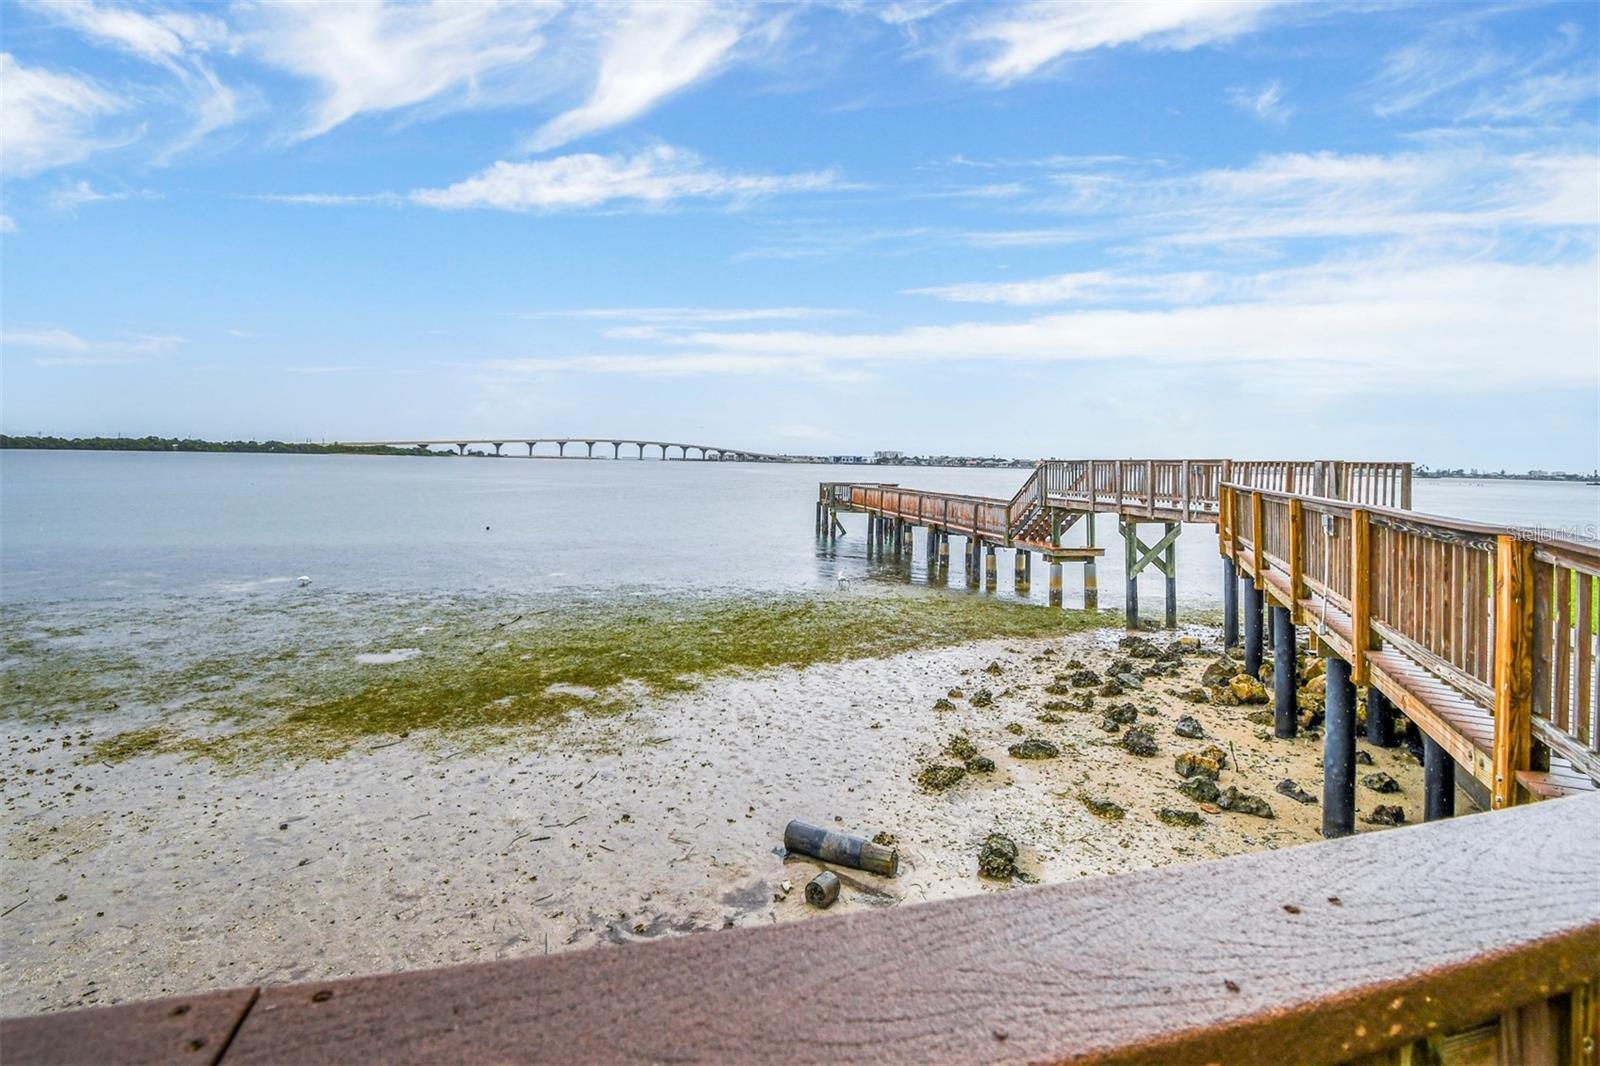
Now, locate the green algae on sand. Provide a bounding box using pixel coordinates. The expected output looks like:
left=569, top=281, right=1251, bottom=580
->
left=85, top=589, right=1107, bottom=764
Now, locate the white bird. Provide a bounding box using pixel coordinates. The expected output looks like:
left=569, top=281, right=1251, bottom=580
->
left=298, top=576, right=312, bottom=587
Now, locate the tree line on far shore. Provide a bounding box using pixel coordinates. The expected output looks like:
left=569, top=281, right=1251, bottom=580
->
left=0, top=435, right=445, bottom=457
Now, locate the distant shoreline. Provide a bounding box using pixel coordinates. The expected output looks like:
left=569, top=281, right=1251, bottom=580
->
left=2, top=438, right=1592, bottom=481
left=0, top=435, right=448, bottom=457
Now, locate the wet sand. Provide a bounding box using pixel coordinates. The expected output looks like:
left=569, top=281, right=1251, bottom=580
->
left=1, top=625, right=1467, bottom=1016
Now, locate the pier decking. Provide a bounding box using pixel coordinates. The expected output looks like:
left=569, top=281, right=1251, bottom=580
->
left=820, top=457, right=1599, bottom=822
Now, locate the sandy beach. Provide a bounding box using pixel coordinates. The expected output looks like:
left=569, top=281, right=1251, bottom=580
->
left=1, top=622, right=1466, bottom=1016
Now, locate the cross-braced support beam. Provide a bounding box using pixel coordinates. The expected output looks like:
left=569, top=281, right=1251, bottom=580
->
left=1120, top=519, right=1181, bottom=630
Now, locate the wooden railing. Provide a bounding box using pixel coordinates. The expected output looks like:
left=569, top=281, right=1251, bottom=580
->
left=1222, top=482, right=1600, bottom=798
left=8, top=792, right=1598, bottom=1065
left=826, top=461, right=1412, bottom=546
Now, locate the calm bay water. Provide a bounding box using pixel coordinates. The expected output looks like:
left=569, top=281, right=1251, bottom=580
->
left=3, top=451, right=1597, bottom=616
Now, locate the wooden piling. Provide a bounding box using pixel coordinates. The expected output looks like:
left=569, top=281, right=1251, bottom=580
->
left=1244, top=580, right=1264, bottom=678
left=1049, top=559, right=1063, bottom=607
left=1083, top=514, right=1098, bottom=609
left=985, top=544, right=997, bottom=590
left=1223, top=558, right=1239, bottom=648
left=1123, top=520, right=1139, bottom=630
left=1272, top=605, right=1297, bottom=739
left=1365, top=687, right=1396, bottom=748
left=1163, top=521, right=1177, bottom=629
left=1424, top=735, right=1456, bottom=821
left=1323, top=656, right=1356, bottom=839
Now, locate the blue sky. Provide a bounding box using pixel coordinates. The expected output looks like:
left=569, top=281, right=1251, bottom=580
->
left=1, top=1, right=1597, bottom=469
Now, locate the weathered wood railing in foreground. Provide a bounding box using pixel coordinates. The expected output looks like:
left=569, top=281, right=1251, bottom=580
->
left=1221, top=481, right=1600, bottom=805
left=7, top=793, right=1598, bottom=1065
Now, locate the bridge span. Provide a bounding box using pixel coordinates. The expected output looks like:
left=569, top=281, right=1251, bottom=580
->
left=334, top=437, right=796, bottom=461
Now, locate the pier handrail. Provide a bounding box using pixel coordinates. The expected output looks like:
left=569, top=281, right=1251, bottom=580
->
left=8, top=792, right=1598, bottom=1064
left=1221, top=480, right=1600, bottom=800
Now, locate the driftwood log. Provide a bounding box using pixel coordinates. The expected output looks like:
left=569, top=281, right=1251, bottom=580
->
left=783, top=821, right=898, bottom=877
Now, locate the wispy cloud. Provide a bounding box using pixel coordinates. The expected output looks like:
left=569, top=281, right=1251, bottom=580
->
left=28, top=0, right=237, bottom=156
left=0, top=53, right=128, bottom=176
left=512, top=306, right=850, bottom=324
left=1369, top=21, right=1596, bottom=124
left=910, top=270, right=1222, bottom=306
left=1228, top=79, right=1292, bottom=124
left=3, top=326, right=185, bottom=366
left=48, top=179, right=156, bottom=212
left=409, top=145, right=840, bottom=212
left=602, top=257, right=1596, bottom=394
left=528, top=1, right=758, bottom=152
left=237, top=0, right=559, bottom=142
left=957, top=0, right=1287, bottom=84
left=0, top=214, right=17, bottom=234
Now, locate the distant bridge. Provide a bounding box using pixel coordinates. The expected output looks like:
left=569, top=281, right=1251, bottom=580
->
left=334, top=438, right=801, bottom=462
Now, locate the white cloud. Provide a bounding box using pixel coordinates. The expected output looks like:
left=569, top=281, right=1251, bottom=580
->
left=409, top=145, right=839, bottom=212
left=961, top=0, right=1286, bottom=83
left=3, top=327, right=185, bottom=365
left=1031, top=147, right=1599, bottom=249
left=0, top=53, right=127, bottom=176
left=237, top=0, right=559, bottom=141
left=911, top=270, right=1222, bottom=306
left=48, top=179, right=153, bottom=212
left=528, top=1, right=754, bottom=152
left=1370, top=23, right=1595, bottom=124
left=1228, top=79, right=1292, bottom=124
left=624, top=257, right=1596, bottom=394
left=514, top=306, right=849, bottom=324
left=27, top=0, right=229, bottom=63
left=28, top=0, right=238, bottom=157
left=0, top=214, right=16, bottom=233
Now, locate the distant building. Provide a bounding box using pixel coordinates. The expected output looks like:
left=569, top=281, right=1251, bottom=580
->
left=874, top=450, right=904, bottom=463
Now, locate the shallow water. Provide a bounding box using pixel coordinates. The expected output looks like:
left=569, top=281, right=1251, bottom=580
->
left=2, top=451, right=1594, bottom=619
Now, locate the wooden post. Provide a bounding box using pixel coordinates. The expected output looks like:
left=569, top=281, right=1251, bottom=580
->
left=1049, top=559, right=1063, bottom=607
left=1366, top=687, right=1396, bottom=747
left=1123, top=520, right=1139, bottom=630
left=1163, top=521, right=1177, bottom=629
left=1272, top=605, right=1297, bottom=739
left=1323, top=656, right=1356, bottom=839
left=1147, top=460, right=1156, bottom=518
left=985, top=543, right=997, bottom=590
left=1250, top=491, right=1264, bottom=590
left=1014, top=550, right=1029, bottom=592
left=937, top=531, right=949, bottom=570
left=1423, top=735, right=1455, bottom=821
left=1491, top=535, right=1534, bottom=809
left=1351, top=509, right=1372, bottom=684
left=1287, top=497, right=1305, bottom=622
left=1180, top=459, right=1191, bottom=522
left=1083, top=512, right=1098, bottom=610
left=1223, top=558, right=1239, bottom=649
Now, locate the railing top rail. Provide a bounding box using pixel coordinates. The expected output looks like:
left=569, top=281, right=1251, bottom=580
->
left=1222, top=481, right=1600, bottom=558
left=826, top=484, right=1012, bottom=508
left=8, top=793, right=1596, bottom=1065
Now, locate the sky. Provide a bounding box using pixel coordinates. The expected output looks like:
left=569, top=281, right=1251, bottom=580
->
left=1, top=0, right=1597, bottom=469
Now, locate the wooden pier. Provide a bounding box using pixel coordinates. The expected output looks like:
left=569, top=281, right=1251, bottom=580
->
left=821, top=458, right=1598, bottom=819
